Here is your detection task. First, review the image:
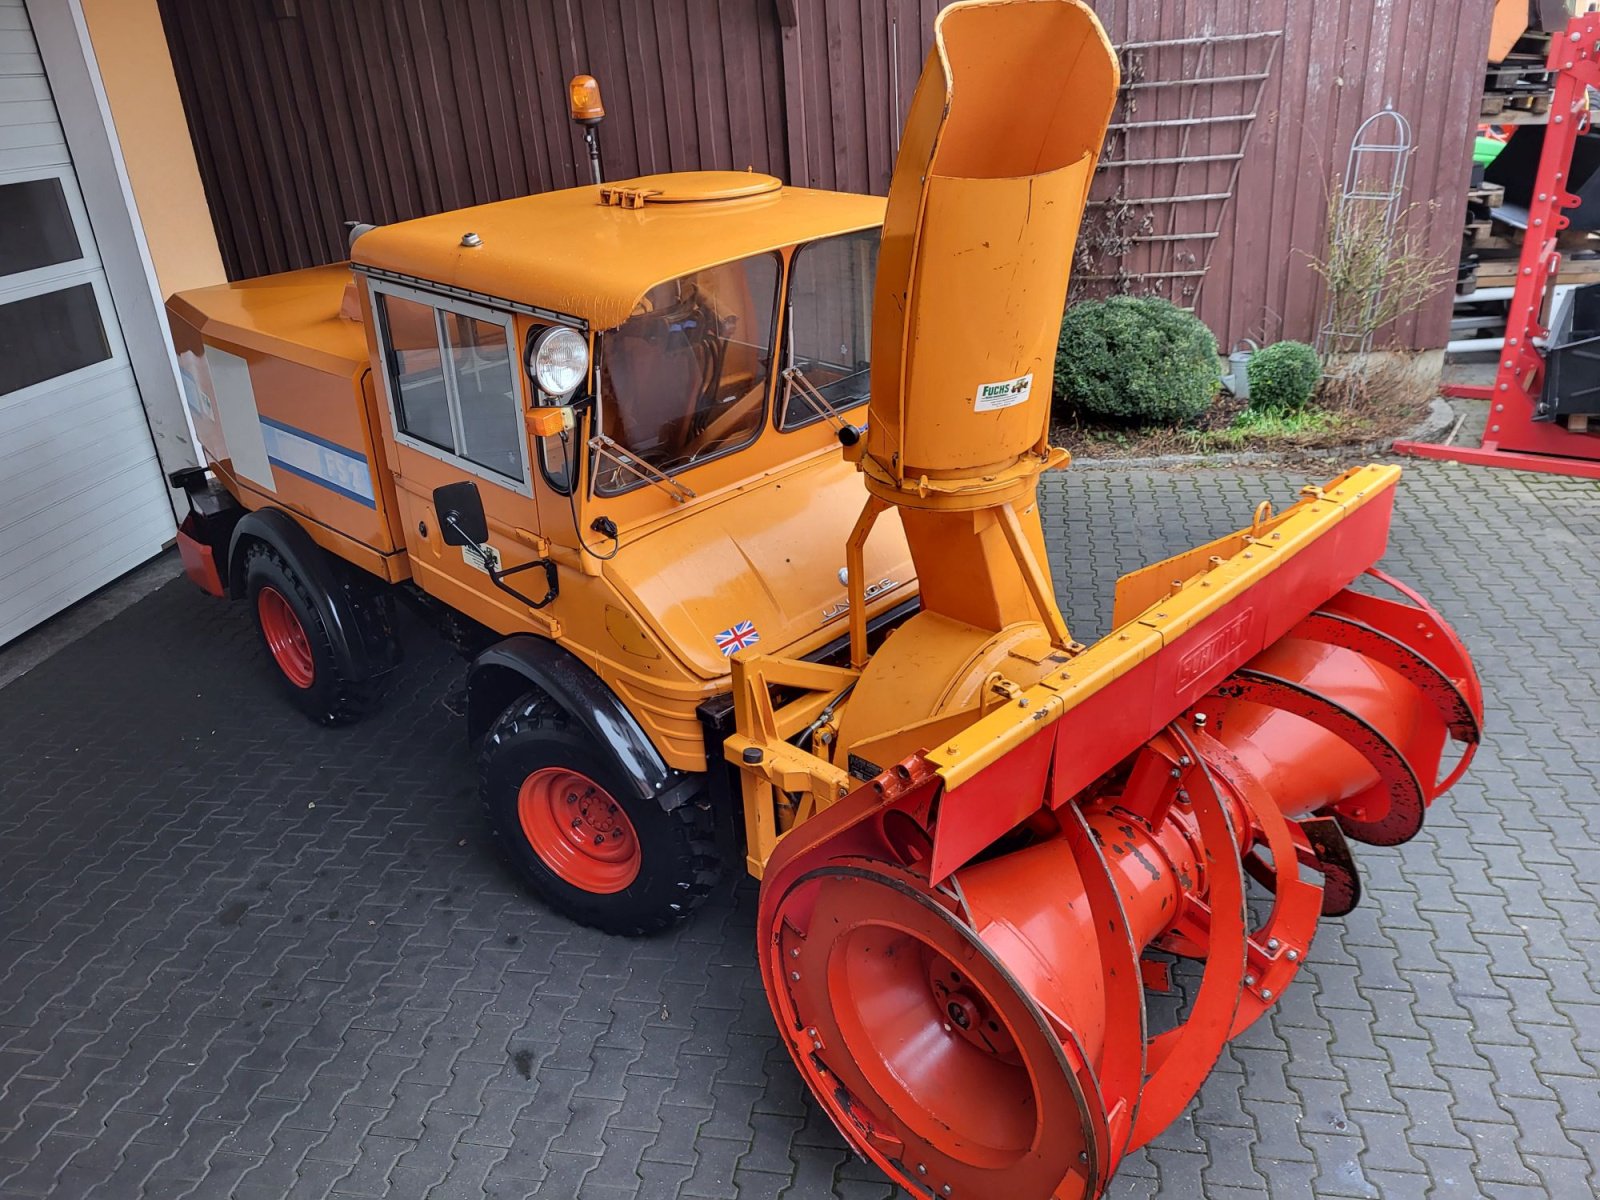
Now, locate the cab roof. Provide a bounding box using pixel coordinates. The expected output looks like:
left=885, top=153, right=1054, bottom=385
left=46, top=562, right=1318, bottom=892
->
left=349, top=171, right=885, bottom=331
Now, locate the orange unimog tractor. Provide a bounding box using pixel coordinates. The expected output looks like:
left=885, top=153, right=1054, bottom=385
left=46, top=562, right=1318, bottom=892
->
left=167, top=2, right=1484, bottom=1196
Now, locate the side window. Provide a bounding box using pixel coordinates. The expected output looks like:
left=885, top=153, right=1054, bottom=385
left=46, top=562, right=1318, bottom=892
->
left=781, top=230, right=878, bottom=430
left=383, top=295, right=453, bottom=451
left=376, top=290, right=525, bottom=483
left=443, top=312, right=521, bottom=479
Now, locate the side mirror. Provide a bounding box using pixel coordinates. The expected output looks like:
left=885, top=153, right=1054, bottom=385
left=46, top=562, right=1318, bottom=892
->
left=434, top=481, right=488, bottom=547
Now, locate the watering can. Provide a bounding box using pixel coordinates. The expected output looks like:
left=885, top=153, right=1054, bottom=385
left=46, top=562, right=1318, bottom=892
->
left=1224, top=337, right=1260, bottom=399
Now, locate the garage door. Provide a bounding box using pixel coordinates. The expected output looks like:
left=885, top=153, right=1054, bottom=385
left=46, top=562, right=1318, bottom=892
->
left=0, top=0, right=173, bottom=646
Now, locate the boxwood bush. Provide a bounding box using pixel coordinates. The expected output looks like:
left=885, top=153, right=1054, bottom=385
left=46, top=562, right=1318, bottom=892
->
left=1247, top=341, right=1322, bottom=412
left=1055, top=296, right=1220, bottom=426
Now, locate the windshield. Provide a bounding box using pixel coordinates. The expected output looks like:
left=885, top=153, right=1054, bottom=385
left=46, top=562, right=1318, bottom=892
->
left=780, top=229, right=879, bottom=429
left=595, top=254, right=780, bottom=495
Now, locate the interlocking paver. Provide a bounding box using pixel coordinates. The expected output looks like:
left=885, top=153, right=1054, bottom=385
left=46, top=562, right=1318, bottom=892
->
left=2, top=460, right=1598, bottom=1197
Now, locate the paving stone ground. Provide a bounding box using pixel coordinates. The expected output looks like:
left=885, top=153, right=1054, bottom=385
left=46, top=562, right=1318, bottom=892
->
left=1, top=460, right=1596, bottom=1199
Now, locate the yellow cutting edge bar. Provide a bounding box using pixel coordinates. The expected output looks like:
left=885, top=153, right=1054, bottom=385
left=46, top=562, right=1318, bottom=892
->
left=924, top=464, right=1403, bottom=791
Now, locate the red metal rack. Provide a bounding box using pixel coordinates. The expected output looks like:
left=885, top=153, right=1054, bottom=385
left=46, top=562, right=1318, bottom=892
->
left=1396, top=14, right=1600, bottom=478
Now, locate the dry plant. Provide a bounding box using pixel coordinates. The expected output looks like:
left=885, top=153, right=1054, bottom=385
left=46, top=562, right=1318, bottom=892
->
left=1310, top=187, right=1452, bottom=403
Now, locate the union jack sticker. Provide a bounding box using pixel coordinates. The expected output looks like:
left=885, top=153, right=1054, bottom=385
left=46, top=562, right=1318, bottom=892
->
left=715, top=620, right=761, bottom=657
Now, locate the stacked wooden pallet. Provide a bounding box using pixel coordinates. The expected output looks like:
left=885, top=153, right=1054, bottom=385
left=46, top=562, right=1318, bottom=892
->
left=1481, top=29, right=1555, bottom=125
left=1462, top=181, right=1600, bottom=295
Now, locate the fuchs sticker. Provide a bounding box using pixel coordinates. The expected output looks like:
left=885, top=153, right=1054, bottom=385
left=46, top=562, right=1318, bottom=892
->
left=715, top=620, right=761, bottom=657
left=974, top=373, right=1034, bottom=412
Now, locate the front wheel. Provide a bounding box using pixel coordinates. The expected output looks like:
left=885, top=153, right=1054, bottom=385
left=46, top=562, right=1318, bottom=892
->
left=480, top=691, right=721, bottom=935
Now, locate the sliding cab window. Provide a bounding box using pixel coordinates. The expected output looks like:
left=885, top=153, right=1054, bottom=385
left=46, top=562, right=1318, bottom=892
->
left=375, top=287, right=528, bottom=487
left=593, top=253, right=780, bottom=496
left=779, top=229, right=879, bottom=430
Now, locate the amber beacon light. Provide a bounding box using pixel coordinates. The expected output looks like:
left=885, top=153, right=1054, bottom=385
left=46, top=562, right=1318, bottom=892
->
left=568, top=74, right=606, bottom=186
left=567, top=74, right=605, bottom=123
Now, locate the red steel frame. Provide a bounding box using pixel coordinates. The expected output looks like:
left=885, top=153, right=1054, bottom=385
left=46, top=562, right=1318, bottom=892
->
left=1396, top=14, right=1600, bottom=479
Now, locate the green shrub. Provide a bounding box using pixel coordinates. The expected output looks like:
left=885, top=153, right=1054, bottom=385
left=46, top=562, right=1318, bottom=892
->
left=1247, top=341, right=1322, bottom=412
left=1055, top=296, right=1220, bottom=426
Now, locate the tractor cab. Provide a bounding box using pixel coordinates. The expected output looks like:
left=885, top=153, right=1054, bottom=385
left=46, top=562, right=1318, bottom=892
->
left=346, top=171, right=913, bottom=680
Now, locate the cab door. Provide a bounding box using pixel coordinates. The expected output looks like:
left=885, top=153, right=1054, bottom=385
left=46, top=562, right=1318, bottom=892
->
left=366, top=279, right=549, bottom=633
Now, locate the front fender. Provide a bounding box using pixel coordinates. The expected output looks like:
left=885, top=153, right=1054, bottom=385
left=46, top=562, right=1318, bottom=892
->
left=467, top=635, right=691, bottom=807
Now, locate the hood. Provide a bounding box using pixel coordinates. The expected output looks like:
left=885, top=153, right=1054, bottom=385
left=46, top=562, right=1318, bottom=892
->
left=603, top=456, right=915, bottom=680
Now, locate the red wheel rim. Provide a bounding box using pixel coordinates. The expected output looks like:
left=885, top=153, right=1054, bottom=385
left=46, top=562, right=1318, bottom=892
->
left=517, top=768, right=642, bottom=894
left=257, top=586, right=315, bottom=689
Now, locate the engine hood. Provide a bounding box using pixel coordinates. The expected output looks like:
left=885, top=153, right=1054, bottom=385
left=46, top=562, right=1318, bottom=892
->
left=602, top=456, right=915, bottom=680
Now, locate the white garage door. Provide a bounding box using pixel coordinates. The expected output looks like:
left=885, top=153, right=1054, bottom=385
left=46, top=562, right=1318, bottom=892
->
left=0, top=0, right=173, bottom=646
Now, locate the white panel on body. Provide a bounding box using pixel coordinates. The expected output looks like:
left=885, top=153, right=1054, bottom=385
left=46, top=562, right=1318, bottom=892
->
left=206, top=347, right=276, bottom=491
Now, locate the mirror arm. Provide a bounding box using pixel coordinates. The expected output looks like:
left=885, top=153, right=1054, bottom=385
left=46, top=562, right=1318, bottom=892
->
left=487, top=558, right=560, bottom=609
left=448, top=515, right=560, bottom=610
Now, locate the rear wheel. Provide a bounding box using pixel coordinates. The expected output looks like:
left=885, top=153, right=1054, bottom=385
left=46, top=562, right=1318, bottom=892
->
left=243, top=543, right=389, bottom=725
left=480, top=691, right=720, bottom=935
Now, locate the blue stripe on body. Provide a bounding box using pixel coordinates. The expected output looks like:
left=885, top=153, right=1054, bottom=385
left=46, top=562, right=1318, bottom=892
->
left=258, top=418, right=377, bottom=508
left=267, top=457, right=378, bottom=508
left=258, top=415, right=369, bottom=461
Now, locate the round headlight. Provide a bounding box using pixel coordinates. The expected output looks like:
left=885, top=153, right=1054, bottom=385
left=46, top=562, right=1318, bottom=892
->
left=529, top=326, right=589, bottom=399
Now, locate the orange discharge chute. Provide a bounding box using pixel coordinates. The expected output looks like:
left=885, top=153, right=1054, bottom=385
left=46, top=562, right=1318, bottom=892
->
left=737, top=3, right=1485, bottom=1198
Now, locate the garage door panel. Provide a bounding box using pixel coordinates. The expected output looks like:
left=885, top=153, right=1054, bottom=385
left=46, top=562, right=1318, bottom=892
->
left=0, top=97, right=52, bottom=127
left=0, top=1, right=173, bottom=646
left=0, top=75, right=48, bottom=101
left=0, top=372, right=140, bottom=443
left=1, top=397, right=153, bottom=492
left=0, top=498, right=174, bottom=644
left=0, top=121, right=66, bottom=152
left=0, top=140, right=65, bottom=170
left=0, top=426, right=158, bottom=523
left=0, top=455, right=166, bottom=566
left=0, top=488, right=170, bottom=603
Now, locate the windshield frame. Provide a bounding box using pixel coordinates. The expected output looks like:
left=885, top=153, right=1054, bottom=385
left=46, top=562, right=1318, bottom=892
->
left=776, top=229, right=878, bottom=433
left=589, top=249, right=784, bottom=499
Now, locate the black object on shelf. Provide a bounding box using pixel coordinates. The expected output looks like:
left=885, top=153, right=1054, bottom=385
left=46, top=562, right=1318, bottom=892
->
left=1540, top=282, right=1600, bottom=418
left=1529, top=0, right=1572, bottom=35
left=1487, top=126, right=1600, bottom=230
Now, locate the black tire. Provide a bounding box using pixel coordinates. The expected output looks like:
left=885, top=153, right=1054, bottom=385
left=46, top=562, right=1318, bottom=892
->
left=480, top=690, right=721, bottom=935
left=242, top=542, right=391, bottom=725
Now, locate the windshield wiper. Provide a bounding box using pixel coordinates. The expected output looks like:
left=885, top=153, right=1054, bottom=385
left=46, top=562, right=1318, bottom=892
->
left=781, top=365, right=868, bottom=444
left=588, top=433, right=697, bottom=504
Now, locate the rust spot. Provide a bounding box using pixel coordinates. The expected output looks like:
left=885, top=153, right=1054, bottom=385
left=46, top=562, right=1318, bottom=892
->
left=1126, top=844, right=1163, bottom=883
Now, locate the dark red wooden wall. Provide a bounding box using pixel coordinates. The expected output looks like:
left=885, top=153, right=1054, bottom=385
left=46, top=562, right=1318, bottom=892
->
left=157, top=0, right=788, bottom=279
left=159, top=0, right=1495, bottom=349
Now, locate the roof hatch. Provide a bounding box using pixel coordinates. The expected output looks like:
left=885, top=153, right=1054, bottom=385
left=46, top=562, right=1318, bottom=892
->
left=599, top=171, right=783, bottom=209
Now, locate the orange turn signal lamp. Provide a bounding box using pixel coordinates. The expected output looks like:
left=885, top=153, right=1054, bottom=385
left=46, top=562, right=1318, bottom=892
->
left=568, top=75, right=605, bottom=125
left=527, top=406, right=575, bottom=438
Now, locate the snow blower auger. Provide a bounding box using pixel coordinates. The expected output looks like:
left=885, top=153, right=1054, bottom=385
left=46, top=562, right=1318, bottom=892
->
left=724, top=3, right=1484, bottom=1197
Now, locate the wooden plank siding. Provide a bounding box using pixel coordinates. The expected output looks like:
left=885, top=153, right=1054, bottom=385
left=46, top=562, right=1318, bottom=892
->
left=157, top=0, right=787, bottom=280
left=158, top=0, right=1492, bottom=349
